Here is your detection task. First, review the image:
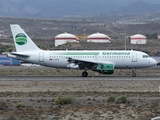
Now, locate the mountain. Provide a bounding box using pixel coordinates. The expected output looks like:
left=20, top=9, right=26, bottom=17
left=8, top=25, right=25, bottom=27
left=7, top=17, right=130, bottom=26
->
left=0, top=0, right=159, bottom=18
left=113, top=0, right=160, bottom=14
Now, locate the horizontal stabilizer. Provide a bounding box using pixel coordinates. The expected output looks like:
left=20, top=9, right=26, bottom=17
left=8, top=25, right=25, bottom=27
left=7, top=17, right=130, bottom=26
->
left=9, top=52, right=30, bottom=57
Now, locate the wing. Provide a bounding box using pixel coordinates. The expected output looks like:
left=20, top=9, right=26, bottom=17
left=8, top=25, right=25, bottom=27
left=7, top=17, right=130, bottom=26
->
left=67, top=57, right=115, bottom=70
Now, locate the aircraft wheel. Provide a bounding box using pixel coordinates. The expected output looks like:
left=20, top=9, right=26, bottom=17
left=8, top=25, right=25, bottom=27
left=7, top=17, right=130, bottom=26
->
left=82, top=72, right=88, bottom=77
left=132, top=73, right=136, bottom=77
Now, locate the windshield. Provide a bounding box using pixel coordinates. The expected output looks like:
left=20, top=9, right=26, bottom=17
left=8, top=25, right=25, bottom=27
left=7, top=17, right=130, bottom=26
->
left=143, top=55, right=150, bottom=58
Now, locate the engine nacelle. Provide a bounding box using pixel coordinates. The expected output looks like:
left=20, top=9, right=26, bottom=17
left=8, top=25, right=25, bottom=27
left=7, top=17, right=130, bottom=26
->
left=92, top=63, right=114, bottom=74
left=66, top=63, right=79, bottom=69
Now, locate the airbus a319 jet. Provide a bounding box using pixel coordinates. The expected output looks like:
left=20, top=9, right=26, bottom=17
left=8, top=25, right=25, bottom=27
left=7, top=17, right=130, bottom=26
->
left=7, top=24, right=157, bottom=77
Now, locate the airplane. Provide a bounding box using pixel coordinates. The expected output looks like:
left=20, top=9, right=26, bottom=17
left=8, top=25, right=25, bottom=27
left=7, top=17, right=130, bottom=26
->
left=7, top=24, right=157, bottom=77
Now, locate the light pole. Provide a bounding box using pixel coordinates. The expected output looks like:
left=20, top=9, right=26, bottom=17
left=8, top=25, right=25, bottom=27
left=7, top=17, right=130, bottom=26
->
left=124, top=27, right=126, bottom=50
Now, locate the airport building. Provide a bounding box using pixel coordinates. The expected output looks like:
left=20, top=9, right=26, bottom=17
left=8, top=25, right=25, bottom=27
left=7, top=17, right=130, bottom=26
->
left=130, top=34, right=146, bottom=44
left=0, top=55, right=20, bottom=66
left=87, top=32, right=111, bottom=43
left=55, top=33, right=79, bottom=47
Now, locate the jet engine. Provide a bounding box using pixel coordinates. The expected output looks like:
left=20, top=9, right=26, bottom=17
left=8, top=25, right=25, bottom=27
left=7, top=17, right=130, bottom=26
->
left=91, top=63, right=114, bottom=74
left=66, top=63, right=79, bottom=69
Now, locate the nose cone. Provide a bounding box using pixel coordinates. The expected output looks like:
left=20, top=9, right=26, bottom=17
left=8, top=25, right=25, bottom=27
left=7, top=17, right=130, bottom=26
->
left=151, top=58, right=158, bottom=66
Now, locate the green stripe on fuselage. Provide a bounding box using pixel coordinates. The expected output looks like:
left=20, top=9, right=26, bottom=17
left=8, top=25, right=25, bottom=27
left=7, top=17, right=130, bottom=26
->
left=49, top=52, right=100, bottom=56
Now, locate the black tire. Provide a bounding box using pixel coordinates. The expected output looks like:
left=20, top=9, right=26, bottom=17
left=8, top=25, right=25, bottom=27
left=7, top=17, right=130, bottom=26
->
left=132, top=73, right=136, bottom=77
left=82, top=72, right=88, bottom=77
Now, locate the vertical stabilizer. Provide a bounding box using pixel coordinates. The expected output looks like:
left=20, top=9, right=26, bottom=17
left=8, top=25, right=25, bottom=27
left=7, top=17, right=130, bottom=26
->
left=10, top=24, right=40, bottom=52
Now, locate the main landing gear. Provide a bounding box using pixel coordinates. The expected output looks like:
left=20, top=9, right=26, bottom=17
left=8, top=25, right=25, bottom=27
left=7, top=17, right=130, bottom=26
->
left=132, top=69, right=136, bottom=77
left=82, top=71, right=88, bottom=77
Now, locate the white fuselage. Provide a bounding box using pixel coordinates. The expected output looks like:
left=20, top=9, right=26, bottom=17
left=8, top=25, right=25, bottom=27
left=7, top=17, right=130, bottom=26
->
left=8, top=50, right=157, bottom=69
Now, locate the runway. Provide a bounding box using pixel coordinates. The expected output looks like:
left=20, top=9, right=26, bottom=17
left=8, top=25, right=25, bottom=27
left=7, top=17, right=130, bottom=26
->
left=0, top=76, right=160, bottom=81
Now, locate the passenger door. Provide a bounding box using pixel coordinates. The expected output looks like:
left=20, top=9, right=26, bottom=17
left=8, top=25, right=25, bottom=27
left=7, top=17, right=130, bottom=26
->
left=132, top=52, right=137, bottom=62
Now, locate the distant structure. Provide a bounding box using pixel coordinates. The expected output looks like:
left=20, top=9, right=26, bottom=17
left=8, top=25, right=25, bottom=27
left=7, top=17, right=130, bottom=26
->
left=87, top=32, right=111, bottom=43
left=0, top=55, right=20, bottom=66
left=0, top=30, right=4, bottom=37
left=55, top=33, right=79, bottom=47
left=130, top=34, right=146, bottom=44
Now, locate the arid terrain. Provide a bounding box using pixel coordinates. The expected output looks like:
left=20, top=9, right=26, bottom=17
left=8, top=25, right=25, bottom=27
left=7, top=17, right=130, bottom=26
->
left=0, top=67, right=159, bottom=120
left=0, top=79, right=160, bottom=120
left=0, top=17, right=160, bottom=57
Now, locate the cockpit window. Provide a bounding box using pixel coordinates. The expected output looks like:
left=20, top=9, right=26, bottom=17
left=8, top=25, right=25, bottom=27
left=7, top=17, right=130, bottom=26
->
left=143, top=55, right=149, bottom=58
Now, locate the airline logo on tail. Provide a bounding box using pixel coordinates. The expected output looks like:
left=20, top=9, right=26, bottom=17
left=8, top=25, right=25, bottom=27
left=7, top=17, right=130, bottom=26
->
left=15, top=33, right=27, bottom=45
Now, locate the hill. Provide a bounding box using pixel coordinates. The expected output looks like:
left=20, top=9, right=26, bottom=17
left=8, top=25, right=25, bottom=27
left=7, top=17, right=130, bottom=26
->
left=0, top=0, right=160, bottom=18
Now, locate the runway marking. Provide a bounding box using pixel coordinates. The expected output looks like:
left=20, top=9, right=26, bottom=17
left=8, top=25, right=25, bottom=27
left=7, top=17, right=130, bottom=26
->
left=0, top=76, right=160, bottom=81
